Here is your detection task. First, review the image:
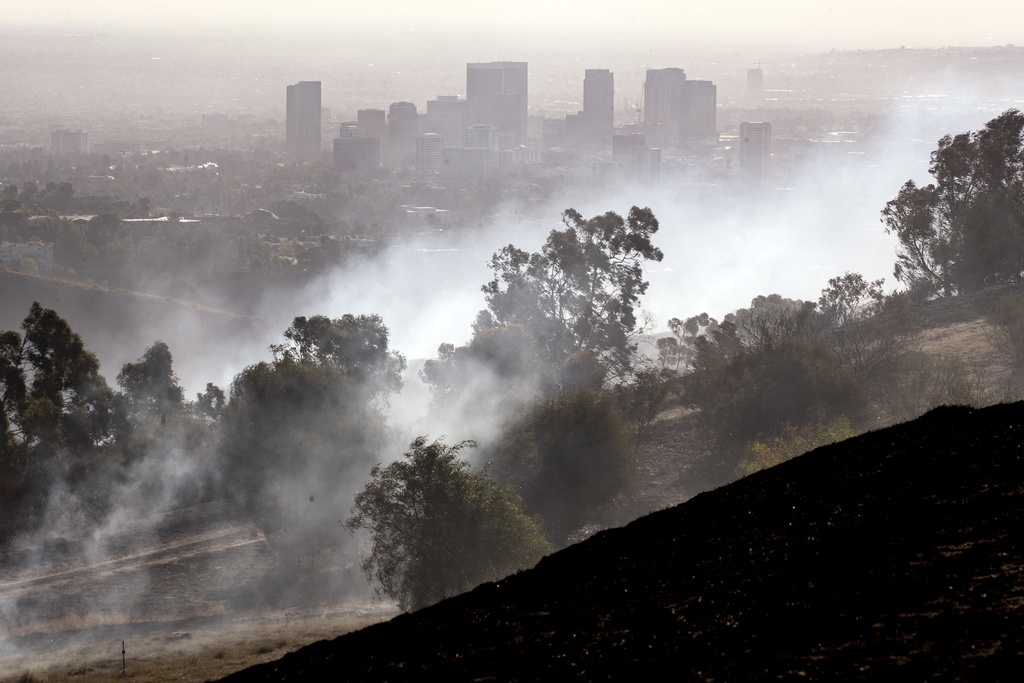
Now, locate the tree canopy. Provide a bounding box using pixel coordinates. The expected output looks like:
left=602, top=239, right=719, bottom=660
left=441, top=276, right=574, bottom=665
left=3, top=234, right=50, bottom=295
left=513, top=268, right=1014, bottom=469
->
left=477, top=207, right=663, bottom=378
left=882, top=109, right=1024, bottom=296
left=0, top=302, right=112, bottom=458
left=219, top=314, right=404, bottom=559
left=116, top=340, right=184, bottom=425
left=346, top=436, right=550, bottom=612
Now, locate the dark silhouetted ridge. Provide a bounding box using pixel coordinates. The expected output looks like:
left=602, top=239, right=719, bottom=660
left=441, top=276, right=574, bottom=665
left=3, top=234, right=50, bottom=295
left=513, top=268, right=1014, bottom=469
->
left=219, top=402, right=1024, bottom=681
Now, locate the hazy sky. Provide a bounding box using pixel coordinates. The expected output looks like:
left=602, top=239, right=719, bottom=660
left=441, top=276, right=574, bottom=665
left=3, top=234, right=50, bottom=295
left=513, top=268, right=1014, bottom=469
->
left=11, top=1, right=1024, bottom=50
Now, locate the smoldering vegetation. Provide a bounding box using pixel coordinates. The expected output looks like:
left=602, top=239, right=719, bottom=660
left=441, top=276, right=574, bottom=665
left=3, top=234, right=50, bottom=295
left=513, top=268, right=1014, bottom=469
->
left=2, top=32, right=1024, bottom=679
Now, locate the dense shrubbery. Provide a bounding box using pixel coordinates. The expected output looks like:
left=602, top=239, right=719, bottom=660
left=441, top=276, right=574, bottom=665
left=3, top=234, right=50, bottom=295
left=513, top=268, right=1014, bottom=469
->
left=490, top=388, right=633, bottom=545
left=346, top=437, right=550, bottom=612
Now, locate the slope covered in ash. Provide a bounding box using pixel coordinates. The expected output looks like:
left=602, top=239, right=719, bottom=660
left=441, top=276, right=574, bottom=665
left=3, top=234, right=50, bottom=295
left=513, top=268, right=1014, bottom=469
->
left=220, top=403, right=1024, bottom=681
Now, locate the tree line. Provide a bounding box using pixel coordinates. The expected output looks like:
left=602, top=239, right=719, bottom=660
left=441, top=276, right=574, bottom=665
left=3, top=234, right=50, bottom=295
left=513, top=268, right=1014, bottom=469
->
left=5, top=109, right=1024, bottom=614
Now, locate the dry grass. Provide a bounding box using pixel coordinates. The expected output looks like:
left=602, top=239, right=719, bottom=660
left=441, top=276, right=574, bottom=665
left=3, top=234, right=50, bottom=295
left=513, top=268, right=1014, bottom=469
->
left=0, top=605, right=395, bottom=682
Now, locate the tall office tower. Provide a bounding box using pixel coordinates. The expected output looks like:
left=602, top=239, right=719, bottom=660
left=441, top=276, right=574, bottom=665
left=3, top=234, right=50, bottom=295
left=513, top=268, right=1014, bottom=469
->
left=563, top=112, right=584, bottom=150
left=415, top=133, right=443, bottom=173
left=466, top=62, right=528, bottom=148
left=286, top=81, right=322, bottom=161
left=542, top=117, right=566, bottom=148
left=738, top=122, right=771, bottom=186
left=747, top=67, right=764, bottom=100
left=387, top=102, right=418, bottom=167
left=683, top=80, right=717, bottom=146
left=465, top=124, right=500, bottom=150
left=426, top=96, right=467, bottom=148
left=581, top=69, right=614, bottom=150
left=50, top=129, right=87, bottom=155
left=642, top=68, right=688, bottom=148
left=333, top=125, right=380, bottom=173
left=612, top=133, right=661, bottom=185
left=358, top=109, right=387, bottom=140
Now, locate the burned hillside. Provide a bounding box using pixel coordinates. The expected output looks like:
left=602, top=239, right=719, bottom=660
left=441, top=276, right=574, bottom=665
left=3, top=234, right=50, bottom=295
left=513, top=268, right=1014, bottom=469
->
left=221, top=402, right=1024, bottom=681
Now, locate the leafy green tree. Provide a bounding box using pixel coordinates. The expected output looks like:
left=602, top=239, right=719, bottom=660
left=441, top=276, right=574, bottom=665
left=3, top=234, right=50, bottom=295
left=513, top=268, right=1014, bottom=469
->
left=817, top=273, right=916, bottom=380
left=477, top=207, right=663, bottom=378
left=684, top=335, right=866, bottom=484
left=116, top=341, right=184, bottom=425
left=0, top=302, right=113, bottom=457
left=220, top=314, right=405, bottom=564
left=193, top=382, right=226, bottom=421
left=491, top=388, right=633, bottom=545
left=269, top=313, right=405, bottom=401
left=882, top=109, right=1024, bottom=296
left=0, top=304, right=113, bottom=542
left=346, top=436, right=551, bottom=612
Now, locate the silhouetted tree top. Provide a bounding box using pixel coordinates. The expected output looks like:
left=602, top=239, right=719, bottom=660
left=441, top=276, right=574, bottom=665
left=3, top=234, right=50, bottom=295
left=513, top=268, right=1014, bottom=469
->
left=477, top=206, right=663, bottom=379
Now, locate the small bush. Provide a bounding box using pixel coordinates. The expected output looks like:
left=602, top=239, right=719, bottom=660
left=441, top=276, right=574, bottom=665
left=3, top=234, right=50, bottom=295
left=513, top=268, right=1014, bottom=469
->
left=738, top=418, right=855, bottom=476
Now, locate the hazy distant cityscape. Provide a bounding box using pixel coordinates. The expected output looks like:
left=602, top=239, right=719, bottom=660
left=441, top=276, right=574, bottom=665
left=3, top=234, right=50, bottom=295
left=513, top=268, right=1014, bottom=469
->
left=4, top=12, right=1024, bottom=678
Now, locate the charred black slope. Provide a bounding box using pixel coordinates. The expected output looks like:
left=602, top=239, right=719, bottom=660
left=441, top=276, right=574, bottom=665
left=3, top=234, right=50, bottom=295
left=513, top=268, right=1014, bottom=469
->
left=220, top=403, right=1024, bottom=681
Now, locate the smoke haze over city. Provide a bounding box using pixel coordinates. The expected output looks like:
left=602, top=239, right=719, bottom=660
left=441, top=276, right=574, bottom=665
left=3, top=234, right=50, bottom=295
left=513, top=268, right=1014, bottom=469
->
left=2, top=2, right=1024, bottom=678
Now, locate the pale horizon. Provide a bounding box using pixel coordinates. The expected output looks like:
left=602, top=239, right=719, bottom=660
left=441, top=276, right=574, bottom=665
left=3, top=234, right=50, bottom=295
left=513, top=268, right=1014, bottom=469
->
left=3, top=1, right=1021, bottom=52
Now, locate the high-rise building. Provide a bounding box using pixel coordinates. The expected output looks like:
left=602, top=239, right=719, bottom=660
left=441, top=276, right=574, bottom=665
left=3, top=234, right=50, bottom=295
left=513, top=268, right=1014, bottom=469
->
left=465, top=124, right=500, bottom=150
left=333, top=125, right=380, bottom=173
left=613, top=133, right=661, bottom=185
left=426, top=96, right=466, bottom=148
left=683, top=80, right=717, bottom=146
left=542, top=117, right=566, bottom=148
left=387, top=102, right=419, bottom=167
left=357, top=109, right=387, bottom=159
left=415, top=133, right=443, bottom=173
left=643, top=68, right=719, bottom=148
left=51, top=129, right=87, bottom=155
left=358, top=109, right=387, bottom=140
left=581, top=69, right=614, bottom=151
left=466, top=62, right=528, bottom=148
left=747, top=67, right=764, bottom=100
left=738, top=122, right=771, bottom=186
left=643, top=68, right=686, bottom=128
left=286, top=81, right=322, bottom=161
left=334, top=138, right=381, bottom=174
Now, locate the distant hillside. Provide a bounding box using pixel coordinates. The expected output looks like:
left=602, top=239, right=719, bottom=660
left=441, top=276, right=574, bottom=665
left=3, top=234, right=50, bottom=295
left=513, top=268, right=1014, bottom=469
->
left=220, top=402, right=1024, bottom=681
left=0, top=270, right=272, bottom=392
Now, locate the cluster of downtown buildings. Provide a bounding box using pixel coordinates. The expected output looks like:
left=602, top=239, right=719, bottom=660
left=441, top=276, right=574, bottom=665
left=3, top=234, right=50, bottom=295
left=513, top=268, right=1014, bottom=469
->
left=286, top=63, right=772, bottom=186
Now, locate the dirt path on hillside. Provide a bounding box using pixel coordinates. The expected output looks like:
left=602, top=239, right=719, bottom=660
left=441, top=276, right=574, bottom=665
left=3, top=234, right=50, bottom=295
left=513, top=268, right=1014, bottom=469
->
left=0, top=501, right=394, bottom=680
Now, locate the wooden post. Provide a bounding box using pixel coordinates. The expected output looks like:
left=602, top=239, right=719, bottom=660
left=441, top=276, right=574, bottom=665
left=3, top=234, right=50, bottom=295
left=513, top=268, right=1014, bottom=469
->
left=122, top=640, right=126, bottom=674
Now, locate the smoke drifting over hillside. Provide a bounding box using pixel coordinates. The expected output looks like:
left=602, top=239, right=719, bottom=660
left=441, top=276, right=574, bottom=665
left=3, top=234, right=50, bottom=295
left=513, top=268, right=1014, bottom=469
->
left=3, top=24, right=1024, bottom=678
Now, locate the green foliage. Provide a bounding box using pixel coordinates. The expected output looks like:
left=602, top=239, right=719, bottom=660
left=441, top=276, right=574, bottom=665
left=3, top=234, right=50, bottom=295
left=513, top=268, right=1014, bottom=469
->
left=614, top=368, right=677, bottom=444
left=346, top=436, right=551, bottom=612
left=194, top=382, right=226, bottom=421
left=882, top=109, right=1024, bottom=296
left=685, top=335, right=866, bottom=457
left=0, top=302, right=113, bottom=456
left=116, top=341, right=185, bottom=425
left=270, top=313, right=405, bottom=401
left=220, top=314, right=404, bottom=559
left=492, top=389, right=633, bottom=545
left=818, top=273, right=917, bottom=380
left=883, top=352, right=997, bottom=423
left=268, top=200, right=327, bottom=237
left=420, top=325, right=543, bottom=419
left=0, top=303, right=114, bottom=542
left=478, top=206, right=663, bottom=378
left=738, top=418, right=855, bottom=476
